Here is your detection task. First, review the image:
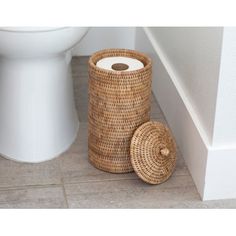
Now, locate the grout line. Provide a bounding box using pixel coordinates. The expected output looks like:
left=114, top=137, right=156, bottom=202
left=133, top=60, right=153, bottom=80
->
left=62, top=172, right=191, bottom=186
left=63, top=177, right=139, bottom=185
left=64, top=179, right=196, bottom=190
left=58, top=158, right=70, bottom=209
left=61, top=181, right=70, bottom=209
left=0, top=183, right=63, bottom=191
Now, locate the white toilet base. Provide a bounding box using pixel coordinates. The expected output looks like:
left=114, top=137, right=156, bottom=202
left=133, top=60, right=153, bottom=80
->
left=0, top=53, right=79, bottom=163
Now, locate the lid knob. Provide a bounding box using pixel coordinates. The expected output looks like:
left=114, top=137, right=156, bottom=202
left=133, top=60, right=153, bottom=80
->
left=160, top=148, right=170, bottom=157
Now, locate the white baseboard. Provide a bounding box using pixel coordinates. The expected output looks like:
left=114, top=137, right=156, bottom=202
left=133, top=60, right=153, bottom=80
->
left=204, top=146, right=236, bottom=200
left=135, top=27, right=236, bottom=200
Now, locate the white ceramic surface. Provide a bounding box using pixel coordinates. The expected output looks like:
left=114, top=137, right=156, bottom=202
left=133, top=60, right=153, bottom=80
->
left=0, top=27, right=89, bottom=163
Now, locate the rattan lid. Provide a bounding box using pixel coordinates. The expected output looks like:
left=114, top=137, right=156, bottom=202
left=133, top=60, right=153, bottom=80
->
left=130, top=121, right=177, bottom=184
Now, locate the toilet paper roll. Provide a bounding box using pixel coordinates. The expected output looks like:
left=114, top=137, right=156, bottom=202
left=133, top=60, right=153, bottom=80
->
left=96, top=56, right=144, bottom=72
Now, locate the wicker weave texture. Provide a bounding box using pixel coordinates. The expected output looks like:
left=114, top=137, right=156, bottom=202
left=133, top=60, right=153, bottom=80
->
left=130, top=121, right=176, bottom=184
left=88, top=49, right=152, bottom=173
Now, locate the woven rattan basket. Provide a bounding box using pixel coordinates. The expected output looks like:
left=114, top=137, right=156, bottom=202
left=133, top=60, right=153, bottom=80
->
left=88, top=49, right=152, bottom=173
left=130, top=121, right=176, bottom=184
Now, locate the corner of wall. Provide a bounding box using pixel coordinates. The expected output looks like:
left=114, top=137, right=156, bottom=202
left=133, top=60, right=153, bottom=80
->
left=203, top=27, right=236, bottom=200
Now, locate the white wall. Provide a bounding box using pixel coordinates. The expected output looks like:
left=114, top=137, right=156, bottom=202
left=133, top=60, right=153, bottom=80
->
left=73, top=27, right=135, bottom=56
left=135, top=27, right=213, bottom=198
left=202, top=28, right=236, bottom=200
left=135, top=27, right=236, bottom=200
left=212, top=28, right=236, bottom=146
left=147, top=27, right=223, bottom=145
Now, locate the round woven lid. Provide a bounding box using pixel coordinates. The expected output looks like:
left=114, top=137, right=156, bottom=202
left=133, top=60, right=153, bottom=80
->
left=130, top=121, right=176, bottom=184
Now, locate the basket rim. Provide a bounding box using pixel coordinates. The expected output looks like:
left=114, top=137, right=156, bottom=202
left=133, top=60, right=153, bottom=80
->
left=88, top=48, right=152, bottom=75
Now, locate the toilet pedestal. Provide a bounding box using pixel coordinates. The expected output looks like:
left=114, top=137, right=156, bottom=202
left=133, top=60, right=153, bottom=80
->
left=0, top=53, right=78, bottom=163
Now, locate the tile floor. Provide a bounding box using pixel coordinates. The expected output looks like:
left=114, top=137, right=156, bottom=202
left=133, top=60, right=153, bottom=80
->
left=0, top=56, right=235, bottom=208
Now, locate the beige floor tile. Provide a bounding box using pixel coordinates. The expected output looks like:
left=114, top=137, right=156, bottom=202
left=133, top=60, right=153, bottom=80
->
left=64, top=175, right=199, bottom=208
left=0, top=157, right=62, bottom=188
left=60, top=151, right=138, bottom=184
left=151, top=99, right=166, bottom=121
left=76, top=105, right=88, bottom=122
left=72, top=56, right=89, bottom=66
left=173, top=150, right=190, bottom=177
left=72, top=58, right=89, bottom=83
left=0, top=186, right=67, bottom=208
left=177, top=199, right=236, bottom=208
